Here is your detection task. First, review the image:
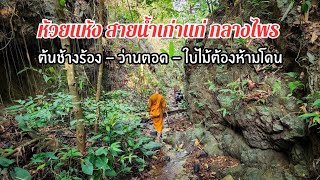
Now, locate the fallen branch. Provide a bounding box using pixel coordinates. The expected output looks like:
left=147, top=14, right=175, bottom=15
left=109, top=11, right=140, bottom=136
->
left=167, top=108, right=187, bottom=115
left=136, top=108, right=187, bottom=117
left=3, top=137, right=42, bottom=158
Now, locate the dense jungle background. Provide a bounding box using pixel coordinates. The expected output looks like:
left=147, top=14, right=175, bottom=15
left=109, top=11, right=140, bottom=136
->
left=0, top=0, right=320, bottom=179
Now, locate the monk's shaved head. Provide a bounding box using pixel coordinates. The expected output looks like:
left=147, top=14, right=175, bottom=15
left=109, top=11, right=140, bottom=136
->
left=155, top=87, right=160, bottom=93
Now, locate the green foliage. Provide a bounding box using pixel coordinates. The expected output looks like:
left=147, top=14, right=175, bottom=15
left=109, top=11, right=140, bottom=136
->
left=301, top=0, right=312, bottom=13
left=194, top=101, right=205, bottom=109
left=0, top=157, right=15, bottom=167
left=299, top=112, right=319, bottom=125
left=5, top=90, right=155, bottom=178
left=0, top=157, right=31, bottom=180
left=312, top=99, right=320, bottom=108
left=79, top=91, right=154, bottom=177
left=299, top=90, right=320, bottom=126
left=284, top=72, right=299, bottom=79
left=10, top=167, right=31, bottom=180
left=288, top=81, right=304, bottom=94
left=284, top=72, right=304, bottom=95
left=58, top=0, right=66, bottom=7
left=17, top=67, right=66, bottom=91
left=6, top=93, right=74, bottom=130
left=31, top=152, right=58, bottom=163
left=205, top=80, right=216, bottom=92
left=204, top=79, right=247, bottom=117
left=217, top=108, right=230, bottom=117
left=272, top=80, right=282, bottom=95
left=234, top=38, right=247, bottom=45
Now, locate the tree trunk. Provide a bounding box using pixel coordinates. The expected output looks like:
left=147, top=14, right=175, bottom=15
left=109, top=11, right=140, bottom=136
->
left=55, top=0, right=86, bottom=154
left=94, top=0, right=106, bottom=132
left=61, top=38, right=86, bottom=155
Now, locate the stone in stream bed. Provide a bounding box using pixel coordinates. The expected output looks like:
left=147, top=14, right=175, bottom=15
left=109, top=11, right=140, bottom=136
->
left=164, top=156, right=171, bottom=162
left=202, top=132, right=224, bottom=156
left=197, top=150, right=208, bottom=158
left=221, top=175, right=234, bottom=180
left=150, top=131, right=157, bottom=136
left=193, top=163, right=200, bottom=173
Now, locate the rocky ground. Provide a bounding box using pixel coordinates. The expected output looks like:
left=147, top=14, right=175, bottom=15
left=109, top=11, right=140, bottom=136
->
left=138, top=111, right=240, bottom=180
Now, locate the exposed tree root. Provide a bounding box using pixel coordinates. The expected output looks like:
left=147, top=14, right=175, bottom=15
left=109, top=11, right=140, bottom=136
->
left=2, top=137, right=41, bottom=158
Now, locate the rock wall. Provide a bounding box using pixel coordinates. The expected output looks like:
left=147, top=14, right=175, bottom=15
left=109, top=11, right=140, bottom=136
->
left=184, top=0, right=320, bottom=179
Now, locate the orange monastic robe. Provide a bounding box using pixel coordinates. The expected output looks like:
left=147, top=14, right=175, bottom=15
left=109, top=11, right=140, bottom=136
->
left=147, top=93, right=167, bottom=133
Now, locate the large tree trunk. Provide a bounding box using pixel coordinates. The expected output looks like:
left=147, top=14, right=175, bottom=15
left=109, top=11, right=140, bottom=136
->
left=94, top=0, right=106, bottom=132
left=61, top=39, right=86, bottom=155
left=55, top=0, right=86, bottom=154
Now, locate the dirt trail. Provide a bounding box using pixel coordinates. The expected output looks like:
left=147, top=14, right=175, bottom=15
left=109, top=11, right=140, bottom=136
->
left=138, top=90, right=239, bottom=180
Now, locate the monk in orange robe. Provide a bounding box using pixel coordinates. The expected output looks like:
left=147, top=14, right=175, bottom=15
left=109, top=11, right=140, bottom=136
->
left=147, top=87, right=167, bottom=142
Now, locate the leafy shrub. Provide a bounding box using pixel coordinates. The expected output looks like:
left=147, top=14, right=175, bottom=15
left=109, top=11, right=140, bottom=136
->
left=299, top=92, right=320, bottom=126
left=6, top=93, right=74, bottom=130
left=285, top=72, right=304, bottom=95
left=3, top=90, right=159, bottom=179
left=288, top=81, right=304, bottom=95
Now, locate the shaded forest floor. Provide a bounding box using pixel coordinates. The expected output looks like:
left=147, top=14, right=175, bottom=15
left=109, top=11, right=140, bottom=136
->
left=137, top=113, right=239, bottom=180
left=135, top=90, right=239, bottom=180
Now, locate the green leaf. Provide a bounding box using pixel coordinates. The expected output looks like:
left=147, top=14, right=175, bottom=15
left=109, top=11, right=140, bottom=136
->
left=299, top=112, right=317, bottom=120
left=81, top=159, right=93, bottom=175
left=88, top=134, right=103, bottom=142
left=301, top=3, right=308, bottom=13
left=217, top=108, right=229, bottom=117
left=160, top=49, right=167, bottom=54
left=142, top=141, right=161, bottom=150
left=288, top=81, right=304, bottom=94
left=205, top=81, right=216, bottom=92
left=312, top=99, right=320, bottom=108
left=36, top=163, right=46, bottom=170
left=195, top=42, right=204, bottom=47
left=128, top=139, right=135, bottom=147
left=95, top=147, right=108, bottom=156
left=312, top=115, right=320, bottom=124
left=168, top=42, right=175, bottom=57
left=105, top=168, right=117, bottom=177
left=301, top=0, right=311, bottom=13
left=55, top=162, right=64, bottom=168
left=10, top=167, right=31, bottom=180
left=0, top=157, right=15, bottom=167
left=48, top=67, right=54, bottom=73
left=136, top=157, right=145, bottom=165
left=43, top=75, right=51, bottom=83
left=120, top=166, right=131, bottom=173
left=284, top=72, right=299, bottom=78
left=5, top=105, right=24, bottom=112
left=280, top=0, right=294, bottom=21
left=59, top=0, right=66, bottom=7
left=110, top=142, right=122, bottom=152
left=142, top=150, right=155, bottom=156
left=272, top=80, right=282, bottom=95
left=95, top=156, right=109, bottom=170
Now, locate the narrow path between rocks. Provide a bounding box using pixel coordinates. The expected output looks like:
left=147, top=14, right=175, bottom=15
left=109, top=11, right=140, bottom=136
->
left=138, top=90, right=240, bottom=180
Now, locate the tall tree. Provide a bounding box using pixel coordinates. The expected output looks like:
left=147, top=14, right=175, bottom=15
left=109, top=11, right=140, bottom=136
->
left=61, top=39, right=86, bottom=154
left=94, top=0, right=106, bottom=132
left=56, top=1, right=86, bottom=154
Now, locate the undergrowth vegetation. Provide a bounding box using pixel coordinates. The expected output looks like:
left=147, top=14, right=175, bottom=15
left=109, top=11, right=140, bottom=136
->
left=299, top=91, right=320, bottom=126
left=2, top=90, right=159, bottom=179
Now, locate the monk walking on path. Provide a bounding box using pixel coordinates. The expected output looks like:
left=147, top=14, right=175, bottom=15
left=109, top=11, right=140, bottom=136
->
left=147, top=87, right=167, bottom=142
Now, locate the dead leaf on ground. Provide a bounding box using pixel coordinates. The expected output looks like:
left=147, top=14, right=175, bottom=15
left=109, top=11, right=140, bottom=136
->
left=310, top=31, right=318, bottom=43
left=194, top=139, right=200, bottom=146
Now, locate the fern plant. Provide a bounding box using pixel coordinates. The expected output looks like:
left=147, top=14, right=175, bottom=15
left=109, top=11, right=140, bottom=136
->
left=285, top=72, right=304, bottom=95
left=299, top=98, right=320, bottom=126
